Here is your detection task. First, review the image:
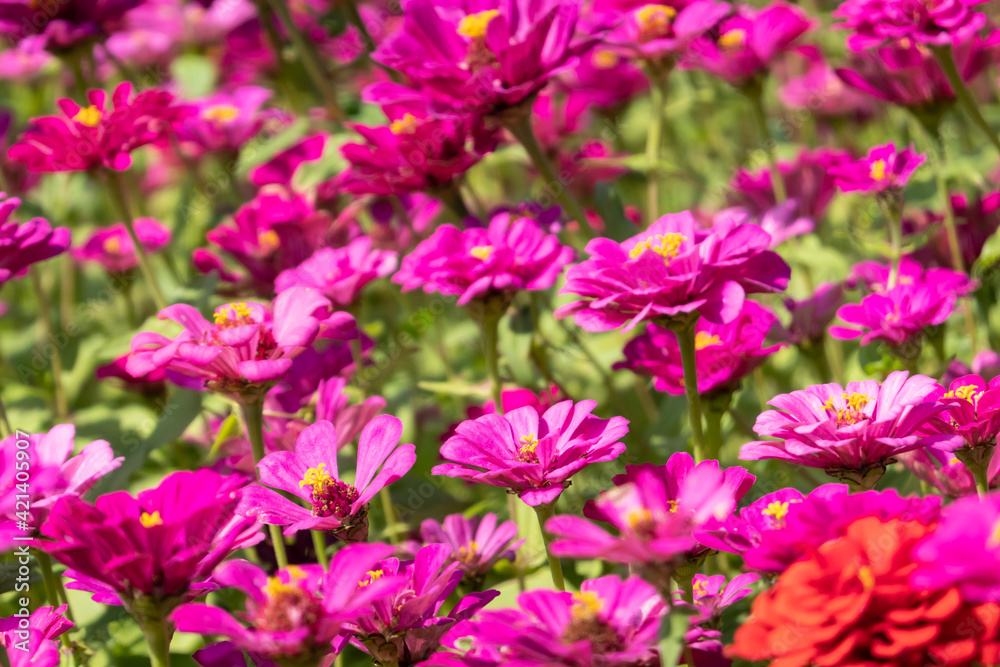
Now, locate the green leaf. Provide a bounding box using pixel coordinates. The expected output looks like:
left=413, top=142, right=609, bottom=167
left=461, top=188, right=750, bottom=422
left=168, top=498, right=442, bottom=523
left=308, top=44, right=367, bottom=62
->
left=208, top=411, right=240, bottom=459
left=417, top=380, right=490, bottom=398
left=170, top=54, right=218, bottom=99
left=593, top=183, right=637, bottom=243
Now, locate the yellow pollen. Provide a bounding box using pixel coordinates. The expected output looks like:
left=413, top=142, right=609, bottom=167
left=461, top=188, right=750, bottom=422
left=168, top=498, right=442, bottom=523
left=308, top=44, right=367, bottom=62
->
left=944, top=384, right=982, bottom=403
left=668, top=499, right=679, bottom=513
left=286, top=565, right=307, bottom=579
left=762, top=501, right=790, bottom=526
left=390, top=113, right=420, bottom=135
left=717, top=29, right=746, bottom=49
left=102, top=236, right=123, bottom=254
left=202, top=104, right=240, bottom=123
left=73, top=105, right=103, bottom=127
left=629, top=233, right=687, bottom=261
left=949, top=457, right=961, bottom=465
left=627, top=508, right=652, bottom=528
left=694, top=332, right=722, bottom=350
left=139, top=511, right=163, bottom=528
left=571, top=591, right=602, bottom=620
left=692, top=579, right=707, bottom=597
left=258, top=229, right=280, bottom=250
left=213, top=302, right=253, bottom=325
left=635, top=4, right=676, bottom=38
left=592, top=50, right=619, bottom=69
left=457, top=10, right=499, bottom=39
left=823, top=392, right=872, bottom=426
left=470, top=245, right=493, bottom=260
left=299, top=463, right=334, bottom=493
left=459, top=541, right=479, bottom=558
left=857, top=565, right=875, bottom=591
left=519, top=433, right=539, bottom=455
left=869, top=159, right=887, bottom=181
left=360, top=569, right=384, bottom=586
left=263, top=576, right=297, bottom=597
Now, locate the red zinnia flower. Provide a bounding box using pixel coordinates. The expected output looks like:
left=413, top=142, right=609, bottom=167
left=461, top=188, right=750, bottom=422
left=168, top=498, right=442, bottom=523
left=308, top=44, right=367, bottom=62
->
left=728, top=516, right=1000, bottom=667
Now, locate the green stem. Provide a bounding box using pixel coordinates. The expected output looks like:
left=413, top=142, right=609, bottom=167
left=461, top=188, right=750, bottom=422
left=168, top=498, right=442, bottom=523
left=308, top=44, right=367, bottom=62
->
left=956, top=446, right=994, bottom=499
left=137, top=610, right=172, bottom=667
left=670, top=320, right=707, bottom=464
left=507, top=493, right=525, bottom=593
left=30, top=269, right=67, bottom=419
left=265, top=0, right=345, bottom=122
left=504, top=113, right=590, bottom=229
left=878, top=195, right=903, bottom=289
left=971, top=463, right=990, bottom=499
left=745, top=82, right=787, bottom=204
left=531, top=502, right=565, bottom=592
left=104, top=170, right=167, bottom=310
left=350, top=338, right=365, bottom=390
left=340, top=0, right=374, bottom=52
left=240, top=400, right=289, bottom=569
left=645, top=68, right=670, bottom=225
left=481, top=301, right=504, bottom=413
left=932, top=45, right=1000, bottom=154
left=379, top=487, right=401, bottom=545
left=311, top=530, right=329, bottom=570
left=703, top=393, right=732, bottom=462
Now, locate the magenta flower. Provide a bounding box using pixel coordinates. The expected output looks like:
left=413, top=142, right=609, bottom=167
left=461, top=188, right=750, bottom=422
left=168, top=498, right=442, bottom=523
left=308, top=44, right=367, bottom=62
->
left=239, top=416, right=416, bottom=541
left=42, top=469, right=262, bottom=610
left=420, top=513, right=523, bottom=584
left=615, top=300, right=783, bottom=398
left=555, top=48, right=649, bottom=111
left=779, top=49, right=877, bottom=118
left=694, top=487, right=806, bottom=559
left=730, top=148, right=854, bottom=220
left=684, top=2, right=813, bottom=88
left=174, top=85, right=284, bottom=156
left=393, top=211, right=576, bottom=307
left=0, top=35, right=55, bottom=82
left=275, top=236, right=398, bottom=308
left=433, top=399, right=628, bottom=507
left=910, top=189, right=1000, bottom=269
left=8, top=82, right=191, bottom=173
left=777, top=281, right=846, bottom=347
left=337, top=544, right=499, bottom=666
left=846, top=257, right=976, bottom=296
left=922, top=374, right=1000, bottom=481
left=833, top=0, right=990, bottom=49
left=0, top=606, right=72, bottom=667
left=599, top=0, right=730, bottom=65
left=829, top=280, right=960, bottom=350
left=171, top=544, right=400, bottom=665
left=126, top=288, right=355, bottom=401
left=434, top=575, right=663, bottom=667
left=73, top=218, right=171, bottom=272
left=372, top=0, right=598, bottom=115
left=899, top=445, right=1000, bottom=497
left=829, top=142, right=926, bottom=194
left=0, top=424, right=122, bottom=552
left=676, top=573, right=759, bottom=666
left=0, top=0, right=143, bottom=48
left=741, top=371, right=953, bottom=489
left=712, top=200, right=814, bottom=248
left=547, top=454, right=753, bottom=586
left=0, top=194, right=70, bottom=286
left=555, top=210, right=790, bottom=332
left=912, top=491, right=1000, bottom=602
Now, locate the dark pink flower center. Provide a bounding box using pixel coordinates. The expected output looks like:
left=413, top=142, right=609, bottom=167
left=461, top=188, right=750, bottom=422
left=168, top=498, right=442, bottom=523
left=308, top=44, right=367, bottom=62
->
left=823, top=392, right=872, bottom=427
left=300, top=464, right=360, bottom=518
left=254, top=571, right=322, bottom=633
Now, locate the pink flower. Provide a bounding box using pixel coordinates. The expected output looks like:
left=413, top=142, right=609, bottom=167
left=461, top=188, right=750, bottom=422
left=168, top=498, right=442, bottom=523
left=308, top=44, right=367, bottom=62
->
left=433, top=400, right=628, bottom=507
left=42, top=469, right=262, bottom=608
left=174, top=86, right=285, bottom=156
left=830, top=280, right=960, bottom=349
left=8, top=82, right=191, bottom=173
left=830, top=142, right=926, bottom=193
left=0, top=0, right=143, bottom=48
left=846, top=257, right=976, bottom=296
left=125, top=288, right=356, bottom=401
left=0, top=606, right=73, bottom=667
left=684, top=2, right=813, bottom=87
left=924, top=374, right=1000, bottom=450
left=420, top=513, right=524, bottom=583
left=730, top=147, right=854, bottom=220
left=0, top=424, right=123, bottom=552
left=779, top=48, right=878, bottom=118
left=0, top=35, right=55, bottom=81
left=909, top=190, right=1000, bottom=269
left=834, top=0, right=990, bottom=49
left=898, top=445, right=1000, bottom=497
left=711, top=200, right=814, bottom=248
left=337, top=544, right=499, bottom=665
left=72, top=218, right=171, bottom=272
left=393, top=211, right=576, bottom=307
left=694, top=487, right=807, bottom=559
left=275, top=236, right=398, bottom=308
left=0, top=194, right=70, bottom=286
left=171, top=544, right=400, bottom=665
left=555, top=48, right=649, bottom=111
left=434, top=575, right=663, bottom=667
left=239, top=416, right=416, bottom=541
left=615, top=300, right=783, bottom=398
left=599, top=0, right=730, bottom=65
left=740, top=371, right=953, bottom=488
left=555, top=210, right=790, bottom=332
left=777, top=281, right=846, bottom=347
left=677, top=573, right=759, bottom=665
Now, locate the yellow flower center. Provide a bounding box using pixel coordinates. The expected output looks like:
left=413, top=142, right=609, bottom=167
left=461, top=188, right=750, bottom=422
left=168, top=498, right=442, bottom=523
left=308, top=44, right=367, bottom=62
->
left=635, top=4, right=676, bottom=41
left=202, top=104, right=240, bottom=123
left=592, top=50, right=620, bottom=69
left=458, top=541, right=479, bottom=563
left=457, top=10, right=499, bottom=39
left=629, top=233, right=687, bottom=262
left=823, top=392, right=872, bottom=427
left=213, top=302, right=254, bottom=325
left=694, top=332, right=722, bottom=350
left=263, top=576, right=299, bottom=597
left=692, top=579, right=707, bottom=597
left=571, top=591, right=602, bottom=620
left=286, top=565, right=307, bottom=579
left=299, top=463, right=334, bottom=494
left=717, top=29, right=746, bottom=50
left=627, top=508, right=653, bottom=529
left=73, top=105, right=103, bottom=127
left=359, top=569, right=384, bottom=586
left=858, top=565, right=875, bottom=590
left=761, top=501, right=790, bottom=527
left=668, top=499, right=679, bottom=512
left=944, top=384, right=982, bottom=403
left=517, top=433, right=540, bottom=463
left=390, top=113, right=420, bottom=135
left=470, top=245, right=493, bottom=260
left=869, top=159, right=887, bottom=181
left=140, top=511, right=163, bottom=528
left=258, top=229, right=280, bottom=251
left=102, top=236, right=123, bottom=254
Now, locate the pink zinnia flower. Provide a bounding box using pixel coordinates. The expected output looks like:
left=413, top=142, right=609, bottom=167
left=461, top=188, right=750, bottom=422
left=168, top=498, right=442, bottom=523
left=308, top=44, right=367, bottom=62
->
left=615, top=300, right=783, bottom=398
left=599, top=0, right=730, bottom=66
left=42, top=469, right=262, bottom=609
left=684, top=2, right=813, bottom=88
left=393, top=211, right=576, bottom=307
left=830, top=280, right=960, bottom=350
left=8, top=82, right=190, bottom=173
left=275, top=236, right=398, bottom=308
left=677, top=573, right=759, bottom=666
left=0, top=0, right=143, bottom=48
left=847, top=257, right=976, bottom=296
left=712, top=200, right=814, bottom=248
left=833, top=0, right=990, bottom=49
left=779, top=48, right=877, bottom=118
left=239, top=416, right=416, bottom=542
left=171, top=544, right=400, bottom=665
left=909, top=190, right=1000, bottom=269
left=899, top=445, right=1000, bottom=498
left=337, top=544, right=499, bottom=666
left=730, top=147, right=854, bottom=221
left=174, top=85, right=284, bottom=156
left=433, top=400, right=628, bottom=507
left=0, top=424, right=122, bottom=552
left=695, top=487, right=806, bottom=559
left=830, top=142, right=926, bottom=194
left=556, top=210, right=790, bottom=331
left=420, top=513, right=524, bottom=584
left=73, top=218, right=171, bottom=272
left=126, top=288, right=355, bottom=401
left=0, top=35, right=55, bottom=82
left=777, top=281, right=846, bottom=347
left=0, top=606, right=73, bottom=667
left=0, top=194, right=70, bottom=286
left=434, top=575, right=663, bottom=667
left=740, top=371, right=953, bottom=489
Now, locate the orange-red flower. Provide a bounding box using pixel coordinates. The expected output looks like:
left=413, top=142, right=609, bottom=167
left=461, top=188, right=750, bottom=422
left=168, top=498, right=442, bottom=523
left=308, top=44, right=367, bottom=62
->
left=728, top=516, right=1000, bottom=667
